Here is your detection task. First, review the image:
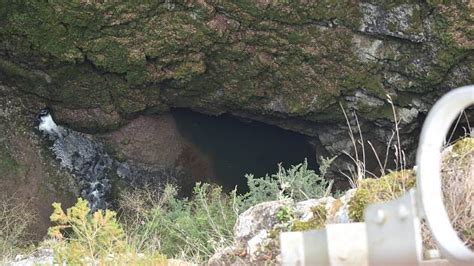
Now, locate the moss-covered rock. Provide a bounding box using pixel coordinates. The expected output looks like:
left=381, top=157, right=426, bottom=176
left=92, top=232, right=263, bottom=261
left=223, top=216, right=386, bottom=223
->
left=0, top=1, right=472, bottom=179
left=1, top=1, right=470, bottom=120
left=348, top=170, right=416, bottom=222
left=452, top=137, right=474, bottom=156
left=292, top=204, right=327, bottom=232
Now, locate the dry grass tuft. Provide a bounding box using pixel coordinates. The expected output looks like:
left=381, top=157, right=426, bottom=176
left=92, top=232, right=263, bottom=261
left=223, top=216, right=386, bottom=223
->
left=0, top=196, right=36, bottom=260
left=441, top=137, right=474, bottom=249
left=422, top=137, right=474, bottom=251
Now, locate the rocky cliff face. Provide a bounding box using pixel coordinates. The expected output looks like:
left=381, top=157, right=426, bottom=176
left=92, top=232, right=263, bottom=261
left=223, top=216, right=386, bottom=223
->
left=0, top=85, right=77, bottom=240
left=0, top=1, right=472, bottom=180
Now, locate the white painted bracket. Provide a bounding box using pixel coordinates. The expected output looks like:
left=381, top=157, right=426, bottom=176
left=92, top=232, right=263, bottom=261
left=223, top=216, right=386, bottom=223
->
left=279, top=85, right=474, bottom=266
left=365, top=189, right=422, bottom=265
left=280, top=223, right=368, bottom=266
left=280, top=191, right=424, bottom=266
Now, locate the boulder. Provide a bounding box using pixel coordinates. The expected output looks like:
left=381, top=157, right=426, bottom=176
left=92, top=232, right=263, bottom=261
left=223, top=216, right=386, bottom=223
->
left=210, top=190, right=356, bottom=264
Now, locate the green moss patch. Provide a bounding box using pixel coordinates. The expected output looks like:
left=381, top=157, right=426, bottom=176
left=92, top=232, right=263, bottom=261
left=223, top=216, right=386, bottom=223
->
left=452, top=137, right=474, bottom=156
left=292, top=204, right=327, bottom=232
left=348, top=170, right=416, bottom=222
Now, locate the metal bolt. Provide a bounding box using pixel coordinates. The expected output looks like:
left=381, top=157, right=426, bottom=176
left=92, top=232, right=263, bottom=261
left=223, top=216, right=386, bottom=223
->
left=375, top=209, right=386, bottom=225
left=398, top=204, right=409, bottom=220
left=425, top=249, right=441, bottom=259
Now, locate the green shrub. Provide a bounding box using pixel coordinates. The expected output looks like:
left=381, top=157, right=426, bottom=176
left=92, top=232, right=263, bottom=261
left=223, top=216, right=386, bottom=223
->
left=120, top=183, right=237, bottom=264
left=48, top=198, right=165, bottom=264
left=48, top=198, right=127, bottom=263
left=276, top=206, right=294, bottom=223
left=118, top=159, right=334, bottom=263
left=237, top=157, right=334, bottom=212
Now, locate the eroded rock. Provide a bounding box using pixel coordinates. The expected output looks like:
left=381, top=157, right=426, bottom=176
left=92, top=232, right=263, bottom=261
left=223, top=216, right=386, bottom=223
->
left=1, top=1, right=472, bottom=185
left=234, top=200, right=291, bottom=243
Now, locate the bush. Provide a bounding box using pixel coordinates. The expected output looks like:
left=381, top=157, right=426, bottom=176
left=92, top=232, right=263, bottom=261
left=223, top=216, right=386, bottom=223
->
left=48, top=198, right=165, bottom=264
left=118, top=159, right=335, bottom=263
left=119, top=183, right=237, bottom=264
left=48, top=198, right=126, bottom=263
left=237, top=158, right=334, bottom=212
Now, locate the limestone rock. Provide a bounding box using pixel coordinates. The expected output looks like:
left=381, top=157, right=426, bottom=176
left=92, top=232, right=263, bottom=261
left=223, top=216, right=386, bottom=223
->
left=211, top=190, right=356, bottom=264
left=11, top=248, right=53, bottom=266
left=208, top=246, right=246, bottom=266
left=234, top=199, right=291, bottom=243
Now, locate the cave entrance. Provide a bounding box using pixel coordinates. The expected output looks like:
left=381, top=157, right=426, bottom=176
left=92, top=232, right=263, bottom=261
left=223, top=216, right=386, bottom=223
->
left=171, top=109, right=319, bottom=194
left=102, top=109, right=319, bottom=196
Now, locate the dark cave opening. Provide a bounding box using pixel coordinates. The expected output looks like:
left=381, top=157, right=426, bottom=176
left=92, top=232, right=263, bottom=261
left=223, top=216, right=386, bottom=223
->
left=170, top=109, right=319, bottom=194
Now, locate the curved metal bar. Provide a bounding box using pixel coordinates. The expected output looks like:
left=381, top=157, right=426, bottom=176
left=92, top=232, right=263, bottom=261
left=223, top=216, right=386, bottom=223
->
left=417, top=85, right=474, bottom=264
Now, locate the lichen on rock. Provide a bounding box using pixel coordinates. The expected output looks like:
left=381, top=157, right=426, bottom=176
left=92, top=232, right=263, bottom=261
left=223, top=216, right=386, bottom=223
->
left=292, top=204, right=327, bottom=232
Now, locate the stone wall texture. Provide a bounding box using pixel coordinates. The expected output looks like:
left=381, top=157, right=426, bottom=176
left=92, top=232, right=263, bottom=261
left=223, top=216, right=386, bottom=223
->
left=1, top=1, right=472, bottom=179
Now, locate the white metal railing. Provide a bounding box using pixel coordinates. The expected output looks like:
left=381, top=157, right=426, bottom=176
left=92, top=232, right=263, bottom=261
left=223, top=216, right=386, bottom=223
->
left=280, top=85, right=474, bottom=265
left=417, top=85, right=474, bottom=264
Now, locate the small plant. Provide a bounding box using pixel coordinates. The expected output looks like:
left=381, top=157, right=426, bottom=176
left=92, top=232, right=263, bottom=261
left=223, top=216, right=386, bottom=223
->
left=441, top=137, right=474, bottom=249
left=237, top=158, right=335, bottom=213
left=119, top=183, right=237, bottom=264
left=48, top=198, right=127, bottom=264
left=276, top=206, right=294, bottom=223
left=48, top=198, right=165, bottom=264
left=339, top=94, right=407, bottom=188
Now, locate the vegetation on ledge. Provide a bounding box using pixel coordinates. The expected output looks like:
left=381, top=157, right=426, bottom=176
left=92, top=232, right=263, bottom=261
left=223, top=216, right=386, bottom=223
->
left=348, top=169, right=416, bottom=222
left=4, top=136, right=473, bottom=264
